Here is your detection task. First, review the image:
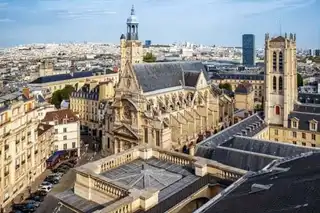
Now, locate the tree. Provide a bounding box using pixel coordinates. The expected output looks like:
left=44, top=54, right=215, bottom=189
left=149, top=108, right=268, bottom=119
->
left=297, top=73, right=303, bottom=87
left=143, top=52, right=156, bottom=63
left=219, top=83, right=232, bottom=91
left=51, top=85, right=75, bottom=108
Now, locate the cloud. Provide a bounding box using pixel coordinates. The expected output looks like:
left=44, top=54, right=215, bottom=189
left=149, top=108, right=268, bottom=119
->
left=0, top=18, right=14, bottom=22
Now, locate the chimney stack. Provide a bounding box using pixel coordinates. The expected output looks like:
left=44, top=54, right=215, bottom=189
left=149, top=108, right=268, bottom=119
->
left=22, top=88, right=30, bottom=99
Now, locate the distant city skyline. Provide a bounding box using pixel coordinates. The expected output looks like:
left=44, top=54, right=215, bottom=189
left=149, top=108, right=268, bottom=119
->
left=0, top=0, right=319, bottom=48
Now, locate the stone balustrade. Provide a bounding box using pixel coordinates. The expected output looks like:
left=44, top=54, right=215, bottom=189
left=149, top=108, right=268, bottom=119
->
left=153, top=147, right=195, bottom=166
left=91, top=176, right=128, bottom=198
left=99, top=147, right=139, bottom=173
left=98, top=197, right=133, bottom=213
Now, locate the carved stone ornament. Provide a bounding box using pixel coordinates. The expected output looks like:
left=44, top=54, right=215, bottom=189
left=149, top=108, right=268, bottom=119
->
left=124, top=105, right=131, bottom=120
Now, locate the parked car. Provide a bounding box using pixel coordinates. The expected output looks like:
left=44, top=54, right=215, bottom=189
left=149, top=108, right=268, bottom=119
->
left=62, top=162, right=75, bottom=168
left=27, top=195, right=44, bottom=202
left=40, top=181, right=53, bottom=188
left=38, top=185, right=52, bottom=193
left=52, top=167, right=68, bottom=174
left=23, top=200, right=40, bottom=208
left=12, top=203, right=36, bottom=212
left=49, top=172, right=63, bottom=179
left=44, top=176, right=59, bottom=184
left=59, top=165, right=71, bottom=170
left=33, top=190, right=47, bottom=197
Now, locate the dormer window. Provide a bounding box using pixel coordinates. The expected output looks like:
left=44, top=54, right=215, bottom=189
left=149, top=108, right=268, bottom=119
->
left=309, top=119, right=318, bottom=131
left=291, top=117, right=299, bottom=129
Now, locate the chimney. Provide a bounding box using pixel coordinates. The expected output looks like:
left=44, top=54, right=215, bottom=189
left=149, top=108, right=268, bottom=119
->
left=22, top=88, right=30, bottom=99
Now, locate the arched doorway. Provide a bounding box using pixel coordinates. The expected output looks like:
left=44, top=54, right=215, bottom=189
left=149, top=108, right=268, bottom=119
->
left=177, top=197, right=210, bottom=213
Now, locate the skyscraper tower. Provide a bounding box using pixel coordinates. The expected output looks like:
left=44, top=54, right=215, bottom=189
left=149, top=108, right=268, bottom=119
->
left=242, top=34, right=256, bottom=67
left=264, top=33, right=297, bottom=127
left=120, top=5, right=143, bottom=73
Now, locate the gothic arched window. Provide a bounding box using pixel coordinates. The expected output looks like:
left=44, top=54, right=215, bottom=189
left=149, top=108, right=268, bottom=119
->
left=279, top=51, right=283, bottom=72
left=279, top=76, right=283, bottom=91
left=275, top=106, right=280, bottom=115
left=273, top=76, right=277, bottom=91
left=273, top=52, right=277, bottom=71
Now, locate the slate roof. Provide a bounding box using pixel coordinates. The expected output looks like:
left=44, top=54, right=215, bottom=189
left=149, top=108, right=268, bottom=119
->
left=270, top=36, right=286, bottom=42
left=287, top=104, right=320, bottom=132
left=221, top=136, right=314, bottom=158
left=132, top=61, right=208, bottom=92
left=30, top=69, right=114, bottom=84
left=197, top=114, right=266, bottom=148
left=235, top=83, right=253, bottom=94
left=210, top=73, right=264, bottom=81
left=55, top=190, right=106, bottom=213
left=196, top=113, right=317, bottom=171
left=71, top=84, right=99, bottom=101
left=298, top=93, right=320, bottom=104
left=197, top=152, right=320, bottom=213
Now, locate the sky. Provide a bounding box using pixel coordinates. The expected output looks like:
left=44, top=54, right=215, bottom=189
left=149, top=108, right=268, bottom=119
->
left=0, top=0, right=319, bottom=48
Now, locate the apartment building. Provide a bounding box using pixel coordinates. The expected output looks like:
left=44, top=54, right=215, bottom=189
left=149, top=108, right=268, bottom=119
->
left=69, top=80, right=115, bottom=138
left=42, top=109, right=80, bottom=156
left=0, top=90, right=55, bottom=206
left=29, top=68, right=118, bottom=95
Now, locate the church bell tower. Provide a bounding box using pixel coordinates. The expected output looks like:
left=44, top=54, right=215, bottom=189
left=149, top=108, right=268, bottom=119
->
left=264, top=33, right=297, bottom=127
left=120, top=5, right=143, bottom=73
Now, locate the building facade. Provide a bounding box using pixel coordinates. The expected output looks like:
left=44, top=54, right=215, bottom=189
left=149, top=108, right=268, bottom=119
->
left=242, top=34, right=256, bottom=66
left=29, top=68, right=118, bottom=96
left=42, top=109, right=81, bottom=156
left=234, top=83, right=254, bottom=112
left=0, top=91, right=55, bottom=206
left=103, top=7, right=234, bottom=155
left=210, top=73, right=264, bottom=102
left=70, top=79, right=116, bottom=137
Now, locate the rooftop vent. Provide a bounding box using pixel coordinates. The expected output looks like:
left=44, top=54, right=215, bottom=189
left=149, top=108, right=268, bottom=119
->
left=250, top=183, right=273, bottom=194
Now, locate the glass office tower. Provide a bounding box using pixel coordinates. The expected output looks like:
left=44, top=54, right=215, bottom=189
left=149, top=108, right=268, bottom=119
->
left=242, top=34, right=256, bottom=67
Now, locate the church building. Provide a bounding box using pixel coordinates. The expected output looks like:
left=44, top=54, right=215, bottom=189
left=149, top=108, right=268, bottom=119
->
left=102, top=6, right=234, bottom=154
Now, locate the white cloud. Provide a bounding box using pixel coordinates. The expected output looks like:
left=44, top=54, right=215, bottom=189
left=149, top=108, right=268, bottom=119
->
left=0, top=18, right=14, bottom=22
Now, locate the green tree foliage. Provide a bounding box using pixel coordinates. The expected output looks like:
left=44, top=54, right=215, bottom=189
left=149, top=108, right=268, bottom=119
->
left=297, top=73, right=303, bottom=87
left=51, top=85, right=75, bottom=108
left=219, top=83, right=232, bottom=91
left=143, top=52, right=156, bottom=63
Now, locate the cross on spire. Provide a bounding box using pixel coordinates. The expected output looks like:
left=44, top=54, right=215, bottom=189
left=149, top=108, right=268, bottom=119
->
left=131, top=5, right=135, bottom=15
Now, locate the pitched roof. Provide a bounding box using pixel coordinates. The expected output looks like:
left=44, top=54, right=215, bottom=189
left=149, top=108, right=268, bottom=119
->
left=30, top=69, right=114, bottom=84
left=210, top=73, right=264, bottom=81
left=298, top=93, right=320, bottom=104
left=270, top=36, right=286, bottom=42
left=42, top=109, right=78, bottom=124
left=197, top=152, right=320, bottom=213
left=235, top=83, right=253, bottom=94
left=37, top=123, right=53, bottom=136
left=132, top=61, right=208, bottom=92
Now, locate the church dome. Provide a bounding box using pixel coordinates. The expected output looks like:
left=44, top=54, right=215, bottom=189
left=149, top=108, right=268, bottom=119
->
left=127, top=5, right=139, bottom=24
